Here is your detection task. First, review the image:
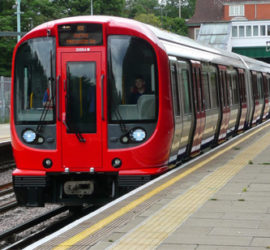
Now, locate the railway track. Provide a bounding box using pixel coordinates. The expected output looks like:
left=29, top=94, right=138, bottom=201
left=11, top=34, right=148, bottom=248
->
left=0, top=205, right=100, bottom=249
left=0, top=182, right=17, bottom=213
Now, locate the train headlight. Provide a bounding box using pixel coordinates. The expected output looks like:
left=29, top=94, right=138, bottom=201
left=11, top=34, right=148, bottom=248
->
left=130, top=128, right=146, bottom=142
left=43, top=158, right=53, bottom=168
left=22, top=129, right=37, bottom=143
left=112, top=158, right=122, bottom=168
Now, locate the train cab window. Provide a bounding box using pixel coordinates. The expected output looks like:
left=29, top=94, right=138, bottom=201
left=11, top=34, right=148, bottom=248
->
left=170, top=64, right=180, bottom=116
left=182, top=70, right=192, bottom=114
left=108, top=35, right=158, bottom=122
left=14, top=37, right=56, bottom=123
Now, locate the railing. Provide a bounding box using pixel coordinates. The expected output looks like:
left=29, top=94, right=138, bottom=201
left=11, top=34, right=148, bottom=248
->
left=0, top=76, right=11, bottom=123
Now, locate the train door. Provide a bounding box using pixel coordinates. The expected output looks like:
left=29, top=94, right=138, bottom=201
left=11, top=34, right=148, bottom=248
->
left=217, top=65, right=230, bottom=142
left=262, top=73, right=270, bottom=120
left=177, top=60, right=193, bottom=157
left=251, top=71, right=259, bottom=125
left=190, top=61, right=206, bottom=155
left=60, top=52, right=103, bottom=171
left=169, top=59, right=183, bottom=163
left=237, top=69, right=247, bottom=131
left=257, top=73, right=264, bottom=122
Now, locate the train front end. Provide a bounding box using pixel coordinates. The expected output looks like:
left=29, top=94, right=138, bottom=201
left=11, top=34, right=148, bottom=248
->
left=11, top=17, right=174, bottom=207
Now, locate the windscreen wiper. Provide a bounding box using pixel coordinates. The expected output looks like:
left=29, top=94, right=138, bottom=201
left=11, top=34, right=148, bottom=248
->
left=36, top=50, right=55, bottom=134
left=75, top=132, right=86, bottom=143
left=114, top=105, right=128, bottom=133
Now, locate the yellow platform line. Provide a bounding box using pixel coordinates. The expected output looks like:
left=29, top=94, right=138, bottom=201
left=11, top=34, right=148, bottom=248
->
left=53, top=122, right=270, bottom=250
left=110, top=130, right=270, bottom=250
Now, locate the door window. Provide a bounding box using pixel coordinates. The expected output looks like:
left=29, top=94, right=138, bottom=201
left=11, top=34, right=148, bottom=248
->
left=66, top=62, right=96, bottom=133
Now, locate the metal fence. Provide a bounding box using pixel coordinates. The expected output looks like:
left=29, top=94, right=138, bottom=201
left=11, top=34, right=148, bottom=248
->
left=0, top=76, right=11, bottom=123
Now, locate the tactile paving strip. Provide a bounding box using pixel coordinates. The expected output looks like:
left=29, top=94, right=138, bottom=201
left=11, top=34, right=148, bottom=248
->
left=109, top=130, right=270, bottom=250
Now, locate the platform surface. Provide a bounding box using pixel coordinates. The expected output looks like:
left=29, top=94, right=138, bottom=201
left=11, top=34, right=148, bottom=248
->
left=26, top=122, right=270, bottom=250
left=0, top=123, right=10, bottom=143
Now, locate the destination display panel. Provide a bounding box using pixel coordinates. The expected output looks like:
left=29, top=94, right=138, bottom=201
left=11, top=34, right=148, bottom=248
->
left=58, top=23, right=103, bottom=46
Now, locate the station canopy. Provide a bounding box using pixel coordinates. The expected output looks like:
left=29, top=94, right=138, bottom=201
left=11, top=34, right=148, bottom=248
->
left=197, top=23, right=232, bottom=50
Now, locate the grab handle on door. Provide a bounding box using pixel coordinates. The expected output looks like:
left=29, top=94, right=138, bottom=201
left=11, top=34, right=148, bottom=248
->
left=101, top=74, right=104, bottom=121
left=57, top=75, right=61, bottom=121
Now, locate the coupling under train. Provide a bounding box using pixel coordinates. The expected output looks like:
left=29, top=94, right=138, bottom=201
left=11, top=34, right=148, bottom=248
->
left=11, top=16, right=270, bottom=206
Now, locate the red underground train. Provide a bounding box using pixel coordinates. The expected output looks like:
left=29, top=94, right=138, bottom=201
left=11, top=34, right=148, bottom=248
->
left=11, top=16, right=270, bottom=206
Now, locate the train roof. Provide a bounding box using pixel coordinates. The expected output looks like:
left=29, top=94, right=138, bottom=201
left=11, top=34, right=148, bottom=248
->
left=146, top=24, right=270, bottom=73
left=27, top=15, right=270, bottom=73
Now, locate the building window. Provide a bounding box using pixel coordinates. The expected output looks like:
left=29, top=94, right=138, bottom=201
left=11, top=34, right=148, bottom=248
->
left=260, top=25, right=266, bottom=36
left=239, top=26, right=245, bottom=37
left=246, top=26, right=252, bottom=37
left=229, top=5, right=244, bottom=17
left=232, top=26, right=238, bottom=37
left=253, top=25, right=258, bottom=36
left=268, top=25, right=270, bottom=36
left=194, top=28, right=200, bottom=40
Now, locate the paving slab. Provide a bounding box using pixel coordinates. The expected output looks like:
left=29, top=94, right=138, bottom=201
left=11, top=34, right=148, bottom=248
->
left=25, top=123, right=270, bottom=250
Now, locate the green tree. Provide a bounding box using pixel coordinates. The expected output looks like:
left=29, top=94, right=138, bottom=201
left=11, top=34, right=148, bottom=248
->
left=134, top=13, right=161, bottom=27
left=162, top=17, right=187, bottom=35
left=93, top=0, right=125, bottom=16
left=126, top=0, right=159, bottom=18
left=162, top=0, right=196, bottom=19
left=52, top=0, right=125, bottom=16
left=0, top=0, right=17, bottom=76
left=0, top=0, right=196, bottom=76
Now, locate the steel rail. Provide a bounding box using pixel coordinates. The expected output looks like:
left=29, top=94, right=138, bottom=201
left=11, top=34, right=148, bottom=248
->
left=2, top=205, right=100, bottom=249
left=0, top=206, right=69, bottom=242
left=0, top=200, right=17, bottom=213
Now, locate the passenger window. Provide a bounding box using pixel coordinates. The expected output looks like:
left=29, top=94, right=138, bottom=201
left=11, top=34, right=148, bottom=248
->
left=199, top=69, right=204, bottom=110
left=209, top=72, right=218, bottom=108
left=202, top=72, right=211, bottom=110
left=182, top=70, right=191, bottom=114
left=231, top=73, right=239, bottom=105
left=257, top=75, right=264, bottom=100
left=268, top=76, right=270, bottom=97
left=194, top=69, right=200, bottom=111
left=228, top=74, right=233, bottom=106
left=223, top=72, right=228, bottom=107
left=241, top=74, right=247, bottom=103
left=170, top=64, right=180, bottom=116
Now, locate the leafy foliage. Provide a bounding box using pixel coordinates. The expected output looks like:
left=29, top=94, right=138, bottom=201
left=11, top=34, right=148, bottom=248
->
left=0, top=0, right=195, bottom=76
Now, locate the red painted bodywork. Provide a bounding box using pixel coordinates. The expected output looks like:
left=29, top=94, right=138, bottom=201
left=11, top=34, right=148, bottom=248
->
left=11, top=16, right=174, bottom=179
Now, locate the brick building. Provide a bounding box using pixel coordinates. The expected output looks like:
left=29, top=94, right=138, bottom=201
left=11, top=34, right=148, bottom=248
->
left=187, top=0, right=270, bottom=63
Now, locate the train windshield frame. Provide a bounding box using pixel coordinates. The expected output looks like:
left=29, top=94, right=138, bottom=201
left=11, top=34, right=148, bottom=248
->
left=107, top=35, right=158, bottom=123
left=14, top=37, right=56, bottom=124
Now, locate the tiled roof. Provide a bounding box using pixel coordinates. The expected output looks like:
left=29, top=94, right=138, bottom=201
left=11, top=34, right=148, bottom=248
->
left=187, top=0, right=270, bottom=24
left=187, top=0, right=224, bottom=24
left=223, top=0, right=270, bottom=2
